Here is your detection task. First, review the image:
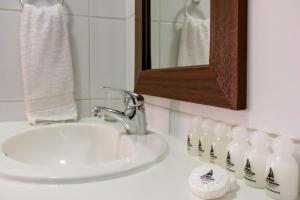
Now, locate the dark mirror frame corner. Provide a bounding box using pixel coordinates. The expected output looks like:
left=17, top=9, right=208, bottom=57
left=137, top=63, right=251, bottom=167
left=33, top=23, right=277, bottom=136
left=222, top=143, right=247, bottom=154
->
left=134, top=0, right=248, bottom=110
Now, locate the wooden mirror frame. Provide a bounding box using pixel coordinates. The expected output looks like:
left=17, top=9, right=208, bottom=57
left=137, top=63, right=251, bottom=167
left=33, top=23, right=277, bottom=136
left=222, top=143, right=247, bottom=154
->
left=135, top=0, right=247, bottom=110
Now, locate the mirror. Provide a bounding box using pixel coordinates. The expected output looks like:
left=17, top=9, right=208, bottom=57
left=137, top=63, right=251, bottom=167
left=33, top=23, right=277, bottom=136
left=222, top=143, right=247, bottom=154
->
left=150, top=0, right=210, bottom=69
left=135, top=0, right=247, bottom=110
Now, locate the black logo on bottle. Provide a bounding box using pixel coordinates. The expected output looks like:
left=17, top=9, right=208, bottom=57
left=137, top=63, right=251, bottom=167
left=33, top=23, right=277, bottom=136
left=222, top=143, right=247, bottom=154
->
left=187, top=135, right=192, bottom=151
left=198, top=140, right=204, bottom=157
left=243, top=159, right=256, bottom=182
left=265, top=168, right=280, bottom=194
left=226, top=151, right=235, bottom=172
left=210, top=145, right=217, bottom=163
left=200, top=169, right=215, bottom=183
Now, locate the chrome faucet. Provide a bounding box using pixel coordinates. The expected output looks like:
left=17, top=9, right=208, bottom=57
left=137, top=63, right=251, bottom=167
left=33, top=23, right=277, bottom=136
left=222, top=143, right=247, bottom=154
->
left=92, top=87, right=147, bottom=135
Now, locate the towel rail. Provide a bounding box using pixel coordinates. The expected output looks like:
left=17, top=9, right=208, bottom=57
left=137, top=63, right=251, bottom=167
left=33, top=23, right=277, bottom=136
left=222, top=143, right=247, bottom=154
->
left=19, top=0, right=64, bottom=8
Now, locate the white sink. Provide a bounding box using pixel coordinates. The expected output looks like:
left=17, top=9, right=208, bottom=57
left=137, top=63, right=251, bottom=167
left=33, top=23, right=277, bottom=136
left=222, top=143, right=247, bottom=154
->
left=0, top=122, right=167, bottom=183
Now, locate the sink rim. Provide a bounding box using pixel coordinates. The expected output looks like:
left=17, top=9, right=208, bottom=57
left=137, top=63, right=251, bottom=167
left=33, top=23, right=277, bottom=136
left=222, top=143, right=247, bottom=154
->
left=0, top=122, right=168, bottom=184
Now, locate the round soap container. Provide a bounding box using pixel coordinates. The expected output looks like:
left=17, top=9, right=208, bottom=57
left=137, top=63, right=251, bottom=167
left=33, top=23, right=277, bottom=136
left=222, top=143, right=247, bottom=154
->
left=189, top=164, right=237, bottom=200
left=243, top=131, right=271, bottom=188
left=226, top=126, right=250, bottom=178
left=210, top=122, right=231, bottom=168
left=199, top=119, right=217, bottom=161
left=265, top=136, right=299, bottom=200
left=187, top=117, right=204, bottom=156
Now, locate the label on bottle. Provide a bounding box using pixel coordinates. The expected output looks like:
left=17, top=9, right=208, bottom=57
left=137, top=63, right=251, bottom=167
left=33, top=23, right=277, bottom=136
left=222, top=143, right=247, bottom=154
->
left=210, top=145, right=217, bottom=163
left=243, top=159, right=256, bottom=182
left=198, top=140, right=205, bottom=157
left=265, top=168, right=280, bottom=194
left=200, top=169, right=215, bottom=183
left=226, top=151, right=235, bottom=172
left=187, top=135, right=193, bottom=151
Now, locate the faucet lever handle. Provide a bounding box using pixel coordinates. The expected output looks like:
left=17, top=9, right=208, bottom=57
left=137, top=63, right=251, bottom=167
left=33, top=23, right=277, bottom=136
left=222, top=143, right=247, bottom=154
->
left=102, top=86, right=144, bottom=107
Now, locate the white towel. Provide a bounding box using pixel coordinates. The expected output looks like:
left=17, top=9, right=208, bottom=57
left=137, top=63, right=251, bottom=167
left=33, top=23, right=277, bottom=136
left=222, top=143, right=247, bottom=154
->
left=20, top=4, right=78, bottom=124
left=177, top=5, right=210, bottom=67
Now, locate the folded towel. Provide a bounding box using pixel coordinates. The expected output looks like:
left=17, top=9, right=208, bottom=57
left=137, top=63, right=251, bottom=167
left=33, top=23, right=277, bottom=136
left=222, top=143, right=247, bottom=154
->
left=177, top=0, right=210, bottom=67
left=20, top=4, right=78, bottom=125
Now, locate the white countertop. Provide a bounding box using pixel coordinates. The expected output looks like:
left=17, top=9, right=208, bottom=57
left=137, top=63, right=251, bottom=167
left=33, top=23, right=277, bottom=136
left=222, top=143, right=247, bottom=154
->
left=0, top=119, right=275, bottom=200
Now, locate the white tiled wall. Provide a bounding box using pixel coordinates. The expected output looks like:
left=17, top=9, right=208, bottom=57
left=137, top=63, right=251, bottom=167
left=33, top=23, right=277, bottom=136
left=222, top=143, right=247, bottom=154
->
left=151, top=0, right=210, bottom=68
left=3, top=0, right=300, bottom=145
left=0, top=0, right=133, bottom=122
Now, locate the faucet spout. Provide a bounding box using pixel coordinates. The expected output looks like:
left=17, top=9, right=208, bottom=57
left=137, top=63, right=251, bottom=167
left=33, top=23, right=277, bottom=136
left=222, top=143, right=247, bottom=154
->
left=92, top=87, right=147, bottom=135
left=92, top=106, right=138, bottom=134
left=93, top=106, right=126, bottom=118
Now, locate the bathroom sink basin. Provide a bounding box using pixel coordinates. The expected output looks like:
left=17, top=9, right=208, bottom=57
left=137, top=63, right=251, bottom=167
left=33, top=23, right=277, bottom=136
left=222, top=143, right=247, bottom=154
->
left=0, top=122, right=167, bottom=183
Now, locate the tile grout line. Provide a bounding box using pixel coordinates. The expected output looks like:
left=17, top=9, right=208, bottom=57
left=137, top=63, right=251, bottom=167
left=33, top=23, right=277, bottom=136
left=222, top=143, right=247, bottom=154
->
left=158, top=4, right=161, bottom=69
left=125, top=0, right=129, bottom=90
left=152, top=20, right=184, bottom=25
left=0, top=99, right=91, bottom=103
left=89, top=15, right=128, bottom=21
left=155, top=10, right=172, bottom=136
left=0, top=8, right=128, bottom=21
left=88, top=0, right=91, bottom=118
left=0, top=100, right=24, bottom=103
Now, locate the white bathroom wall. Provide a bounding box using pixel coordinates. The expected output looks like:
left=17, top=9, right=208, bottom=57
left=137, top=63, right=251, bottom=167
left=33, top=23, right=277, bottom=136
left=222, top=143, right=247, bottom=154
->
left=2, top=0, right=300, bottom=142
left=151, top=0, right=210, bottom=68
left=0, top=0, right=134, bottom=122
left=143, top=0, right=300, bottom=141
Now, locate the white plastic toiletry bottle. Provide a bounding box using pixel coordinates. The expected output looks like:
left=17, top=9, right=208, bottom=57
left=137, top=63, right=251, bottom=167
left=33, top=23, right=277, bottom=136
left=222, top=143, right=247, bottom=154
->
left=210, top=122, right=231, bottom=168
left=265, top=136, right=299, bottom=200
left=243, top=131, right=271, bottom=188
left=226, top=126, right=250, bottom=178
left=199, top=119, right=216, bottom=161
left=187, top=117, right=204, bottom=156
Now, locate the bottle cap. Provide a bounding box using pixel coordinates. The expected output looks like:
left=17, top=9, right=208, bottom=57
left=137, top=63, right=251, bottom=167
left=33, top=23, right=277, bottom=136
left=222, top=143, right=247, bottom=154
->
left=201, top=119, right=216, bottom=134
left=214, top=122, right=231, bottom=138
left=272, top=136, right=295, bottom=154
left=191, top=116, right=204, bottom=130
left=189, top=164, right=236, bottom=199
left=250, top=131, right=270, bottom=147
left=231, top=126, right=249, bottom=142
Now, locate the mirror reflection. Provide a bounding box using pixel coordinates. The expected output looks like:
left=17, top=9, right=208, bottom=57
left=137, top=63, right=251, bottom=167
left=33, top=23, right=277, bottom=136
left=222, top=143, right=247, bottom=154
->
left=150, top=0, right=210, bottom=69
